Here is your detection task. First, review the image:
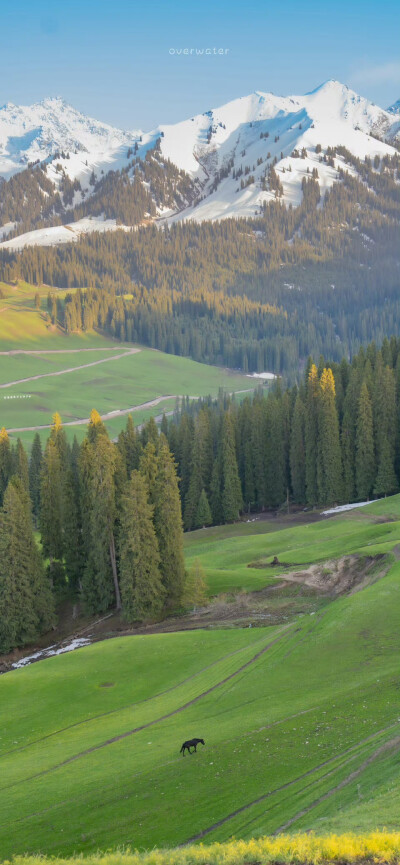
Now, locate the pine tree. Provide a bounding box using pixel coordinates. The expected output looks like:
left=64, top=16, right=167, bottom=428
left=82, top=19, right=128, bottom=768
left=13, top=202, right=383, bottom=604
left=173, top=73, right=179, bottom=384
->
left=12, top=438, right=29, bottom=493
left=184, top=408, right=212, bottom=530
left=183, top=559, right=208, bottom=608
left=29, top=433, right=43, bottom=525
left=63, top=438, right=84, bottom=592
left=305, top=365, right=319, bottom=505
left=251, top=398, right=266, bottom=509
left=317, top=368, right=342, bottom=504
left=194, top=488, right=212, bottom=528
left=290, top=392, right=306, bottom=502
left=355, top=382, right=375, bottom=500
left=153, top=436, right=186, bottom=608
left=374, top=439, right=398, bottom=497
left=221, top=412, right=242, bottom=522
left=0, top=478, right=54, bottom=653
left=373, top=361, right=398, bottom=497
left=40, top=436, right=65, bottom=585
left=139, top=441, right=159, bottom=504
left=341, top=366, right=362, bottom=502
left=119, top=471, right=164, bottom=621
left=79, top=417, right=121, bottom=613
left=0, top=428, right=12, bottom=507
left=238, top=398, right=255, bottom=513
left=264, top=396, right=286, bottom=508
left=118, top=414, right=141, bottom=477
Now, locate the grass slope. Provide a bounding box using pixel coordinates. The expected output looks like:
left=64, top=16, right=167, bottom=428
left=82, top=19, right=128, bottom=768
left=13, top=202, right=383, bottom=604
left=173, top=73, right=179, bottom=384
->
left=0, top=282, right=250, bottom=444
left=1, top=499, right=400, bottom=857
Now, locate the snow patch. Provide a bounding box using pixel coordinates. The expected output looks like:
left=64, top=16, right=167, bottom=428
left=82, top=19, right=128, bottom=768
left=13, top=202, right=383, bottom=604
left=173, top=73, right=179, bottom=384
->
left=0, top=216, right=131, bottom=250
left=11, top=637, right=91, bottom=668
left=247, top=371, right=277, bottom=380
left=321, top=500, right=378, bottom=516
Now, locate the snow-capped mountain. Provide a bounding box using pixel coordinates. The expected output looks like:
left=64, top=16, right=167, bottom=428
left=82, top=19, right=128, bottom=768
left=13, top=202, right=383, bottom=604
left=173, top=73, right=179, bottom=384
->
left=0, top=96, right=140, bottom=181
left=1, top=80, right=399, bottom=248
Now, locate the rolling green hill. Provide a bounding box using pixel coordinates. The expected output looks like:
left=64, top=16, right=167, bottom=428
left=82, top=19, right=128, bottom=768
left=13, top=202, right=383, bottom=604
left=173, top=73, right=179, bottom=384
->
left=1, top=498, right=399, bottom=857
left=0, top=281, right=251, bottom=445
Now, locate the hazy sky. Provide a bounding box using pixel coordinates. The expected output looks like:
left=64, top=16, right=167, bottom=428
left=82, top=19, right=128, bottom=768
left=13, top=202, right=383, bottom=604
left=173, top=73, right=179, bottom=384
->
left=2, top=0, right=400, bottom=129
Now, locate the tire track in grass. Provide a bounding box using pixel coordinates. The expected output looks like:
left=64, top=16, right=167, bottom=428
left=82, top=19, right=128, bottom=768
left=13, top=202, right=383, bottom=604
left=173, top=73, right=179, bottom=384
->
left=273, top=735, right=400, bottom=833
left=183, top=725, right=400, bottom=843
left=0, top=629, right=281, bottom=759
left=0, top=627, right=292, bottom=790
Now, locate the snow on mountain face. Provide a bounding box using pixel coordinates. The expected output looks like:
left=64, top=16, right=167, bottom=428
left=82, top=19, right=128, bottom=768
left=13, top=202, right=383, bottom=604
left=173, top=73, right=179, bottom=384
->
left=147, top=79, right=400, bottom=223
left=387, top=99, right=400, bottom=115
left=1, top=81, right=399, bottom=244
left=0, top=96, right=140, bottom=181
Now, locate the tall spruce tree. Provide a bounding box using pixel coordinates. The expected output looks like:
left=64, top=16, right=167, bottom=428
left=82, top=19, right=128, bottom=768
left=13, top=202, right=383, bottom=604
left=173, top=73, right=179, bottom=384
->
left=118, top=414, right=141, bottom=477
left=12, top=439, right=29, bottom=494
left=63, top=439, right=84, bottom=592
left=305, top=365, right=319, bottom=505
left=0, top=478, right=54, bottom=653
left=79, top=412, right=121, bottom=613
left=153, top=436, right=186, bottom=608
left=0, top=428, right=12, bottom=507
left=119, top=471, right=164, bottom=621
left=355, top=382, right=375, bottom=500
left=194, top=488, right=212, bottom=528
left=40, top=436, right=64, bottom=586
left=290, top=391, right=306, bottom=502
left=264, top=396, right=286, bottom=508
left=317, top=368, right=342, bottom=504
left=29, top=432, right=43, bottom=525
left=221, top=412, right=242, bottom=522
left=184, top=408, right=213, bottom=530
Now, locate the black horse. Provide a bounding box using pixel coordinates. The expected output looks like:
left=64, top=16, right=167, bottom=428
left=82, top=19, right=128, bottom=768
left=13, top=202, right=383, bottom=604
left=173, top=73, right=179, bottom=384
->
left=180, top=737, right=205, bottom=756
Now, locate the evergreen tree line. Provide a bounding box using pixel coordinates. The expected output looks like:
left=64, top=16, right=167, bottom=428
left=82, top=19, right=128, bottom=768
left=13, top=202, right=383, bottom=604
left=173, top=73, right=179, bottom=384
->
left=0, top=413, right=186, bottom=654
left=164, top=336, right=400, bottom=530
left=1, top=333, right=399, bottom=652
left=1, top=150, right=399, bottom=379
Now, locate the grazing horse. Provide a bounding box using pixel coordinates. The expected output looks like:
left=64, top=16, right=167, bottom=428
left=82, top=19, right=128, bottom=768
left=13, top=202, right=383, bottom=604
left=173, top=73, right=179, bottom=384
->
left=180, top=737, right=205, bottom=756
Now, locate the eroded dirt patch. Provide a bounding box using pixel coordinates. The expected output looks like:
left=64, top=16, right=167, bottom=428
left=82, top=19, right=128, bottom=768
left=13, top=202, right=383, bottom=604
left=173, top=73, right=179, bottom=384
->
left=270, top=554, right=388, bottom=595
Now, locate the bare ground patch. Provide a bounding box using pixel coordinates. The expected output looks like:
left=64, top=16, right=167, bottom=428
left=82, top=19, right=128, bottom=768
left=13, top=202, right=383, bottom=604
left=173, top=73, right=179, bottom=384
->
left=268, top=554, right=389, bottom=596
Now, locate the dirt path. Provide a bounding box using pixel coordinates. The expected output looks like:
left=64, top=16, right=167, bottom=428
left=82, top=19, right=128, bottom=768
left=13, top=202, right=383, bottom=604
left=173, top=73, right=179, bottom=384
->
left=183, top=724, right=400, bottom=843
left=5, top=395, right=181, bottom=433
left=0, top=348, right=140, bottom=389
left=0, top=627, right=291, bottom=791
left=0, top=348, right=132, bottom=356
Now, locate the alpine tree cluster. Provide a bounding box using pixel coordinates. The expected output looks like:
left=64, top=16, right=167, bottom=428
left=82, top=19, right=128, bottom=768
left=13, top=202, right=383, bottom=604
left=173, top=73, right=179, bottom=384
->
left=0, top=413, right=186, bottom=653
left=166, top=337, right=400, bottom=528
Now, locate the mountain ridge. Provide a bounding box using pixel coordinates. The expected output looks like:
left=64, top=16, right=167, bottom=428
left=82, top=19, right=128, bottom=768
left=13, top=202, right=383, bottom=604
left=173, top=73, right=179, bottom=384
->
left=1, top=80, right=399, bottom=247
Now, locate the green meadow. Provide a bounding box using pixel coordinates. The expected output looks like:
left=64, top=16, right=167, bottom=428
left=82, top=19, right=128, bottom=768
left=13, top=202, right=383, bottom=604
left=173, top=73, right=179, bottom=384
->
left=1, top=497, right=400, bottom=857
left=0, top=282, right=250, bottom=444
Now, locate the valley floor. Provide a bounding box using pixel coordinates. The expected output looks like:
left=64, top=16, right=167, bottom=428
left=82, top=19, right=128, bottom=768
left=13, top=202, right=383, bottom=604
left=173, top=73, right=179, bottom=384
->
left=0, top=497, right=400, bottom=857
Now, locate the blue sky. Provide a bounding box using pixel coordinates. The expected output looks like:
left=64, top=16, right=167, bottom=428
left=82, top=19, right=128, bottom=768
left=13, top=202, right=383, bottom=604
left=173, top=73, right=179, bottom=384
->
left=2, top=0, right=400, bottom=129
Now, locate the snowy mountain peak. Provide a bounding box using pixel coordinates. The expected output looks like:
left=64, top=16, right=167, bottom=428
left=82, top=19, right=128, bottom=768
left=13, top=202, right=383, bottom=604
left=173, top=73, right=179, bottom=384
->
left=0, top=97, right=141, bottom=180
left=1, top=80, right=400, bottom=246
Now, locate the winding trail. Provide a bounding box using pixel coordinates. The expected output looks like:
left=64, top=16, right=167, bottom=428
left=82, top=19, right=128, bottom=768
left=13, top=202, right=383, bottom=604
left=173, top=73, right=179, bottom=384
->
left=0, top=348, right=140, bottom=389
left=5, top=396, right=180, bottom=433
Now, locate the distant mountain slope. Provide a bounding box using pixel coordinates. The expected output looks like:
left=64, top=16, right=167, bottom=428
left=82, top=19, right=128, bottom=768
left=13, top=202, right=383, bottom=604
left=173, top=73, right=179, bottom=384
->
left=0, top=80, right=399, bottom=246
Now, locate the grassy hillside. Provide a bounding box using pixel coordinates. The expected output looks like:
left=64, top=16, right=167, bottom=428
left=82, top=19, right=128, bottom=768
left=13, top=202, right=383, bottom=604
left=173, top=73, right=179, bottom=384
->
left=0, top=281, right=250, bottom=444
left=1, top=498, right=399, bottom=857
